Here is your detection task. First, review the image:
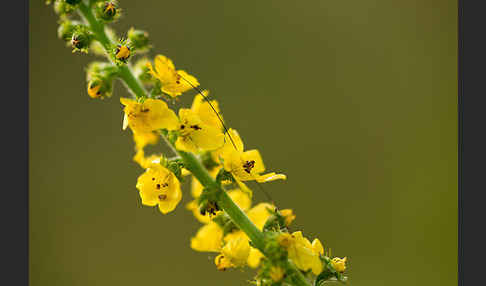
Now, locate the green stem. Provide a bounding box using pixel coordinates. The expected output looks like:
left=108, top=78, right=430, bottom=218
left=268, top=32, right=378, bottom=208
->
left=77, top=2, right=310, bottom=285
left=78, top=1, right=147, bottom=99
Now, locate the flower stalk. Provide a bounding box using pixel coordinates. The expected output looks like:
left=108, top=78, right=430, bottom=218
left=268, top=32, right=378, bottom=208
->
left=48, top=1, right=348, bottom=285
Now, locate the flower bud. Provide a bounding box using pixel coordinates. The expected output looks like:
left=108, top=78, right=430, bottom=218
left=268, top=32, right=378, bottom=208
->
left=86, top=62, right=117, bottom=99
left=127, top=27, right=150, bottom=52
left=87, top=79, right=112, bottom=99
left=95, top=1, right=120, bottom=22
left=115, top=44, right=131, bottom=61
left=330, top=257, right=347, bottom=273
left=70, top=26, right=92, bottom=53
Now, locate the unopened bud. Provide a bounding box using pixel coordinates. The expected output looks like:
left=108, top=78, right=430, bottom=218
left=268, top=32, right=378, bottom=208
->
left=70, top=26, right=92, bottom=53
left=86, top=62, right=117, bottom=99
left=95, top=1, right=120, bottom=22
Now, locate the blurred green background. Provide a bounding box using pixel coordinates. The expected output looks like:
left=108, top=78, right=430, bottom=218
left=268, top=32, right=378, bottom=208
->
left=30, top=0, right=457, bottom=285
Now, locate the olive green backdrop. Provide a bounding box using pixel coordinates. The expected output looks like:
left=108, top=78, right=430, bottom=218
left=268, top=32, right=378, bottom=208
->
left=30, top=1, right=457, bottom=285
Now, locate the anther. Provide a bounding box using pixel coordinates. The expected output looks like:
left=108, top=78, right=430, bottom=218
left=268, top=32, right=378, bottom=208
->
left=243, top=160, right=255, bottom=173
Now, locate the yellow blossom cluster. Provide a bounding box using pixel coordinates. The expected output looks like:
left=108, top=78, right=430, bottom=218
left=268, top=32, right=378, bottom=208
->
left=118, top=53, right=347, bottom=282
left=122, top=54, right=287, bottom=216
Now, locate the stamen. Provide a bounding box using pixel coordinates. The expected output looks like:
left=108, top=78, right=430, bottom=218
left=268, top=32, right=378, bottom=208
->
left=243, top=160, right=255, bottom=173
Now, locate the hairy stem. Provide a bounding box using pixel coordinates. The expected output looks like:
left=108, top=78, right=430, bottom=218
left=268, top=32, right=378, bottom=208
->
left=78, top=2, right=310, bottom=285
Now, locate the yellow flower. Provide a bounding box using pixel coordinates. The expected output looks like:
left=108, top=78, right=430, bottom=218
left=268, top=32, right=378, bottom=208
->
left=269, top=266, right=285, bottom=282
left=278, top=231, right=323, bottom=275
left=135, top=164, right=182, bottom=214
left=190, top=222, right=223, bottom=252
left=175, top=109, right=224, bottom=153
left=215, top=231, right=251, bottom=270
left=247, top=247, right=264, bottom=268
left=331, top=257, right=347, bottom=273
left=146, top=54, right=199, bottom=97
left=280, top=209, right=296, bottom=226
left=214, top=129, right=286, bottom=183
left=120, top=98, right=179, bottom=133
left=247, top=203, right=275, bottom=230
left=191, top=90, right=223, bottom=130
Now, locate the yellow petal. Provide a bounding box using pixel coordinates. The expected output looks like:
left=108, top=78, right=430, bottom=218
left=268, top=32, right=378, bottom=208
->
left=247, top=247, right=264, bottom=268
left=312, top=239, right=324, bottom=256
left=191, top=91, right=224, bottom=130
left=256, top=172, right=287, bottom=183
left=153, top=54, right=177, bottom=84
left=190, top=222, right=223, bottom=252
left=190, top=125, right=225, bottom=151
left=227, top=189, right=252, bottom=211
left=120, top=97, right=136, bottom=106
left=247, top=203, right=275, bottom=230
left=222, top=231, right=251, bottom=267
left=157, top=176, right=182, bottom=214
left=175, top=136, right=198, bottom=153
left=242, top=149, right=266, bottom=174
